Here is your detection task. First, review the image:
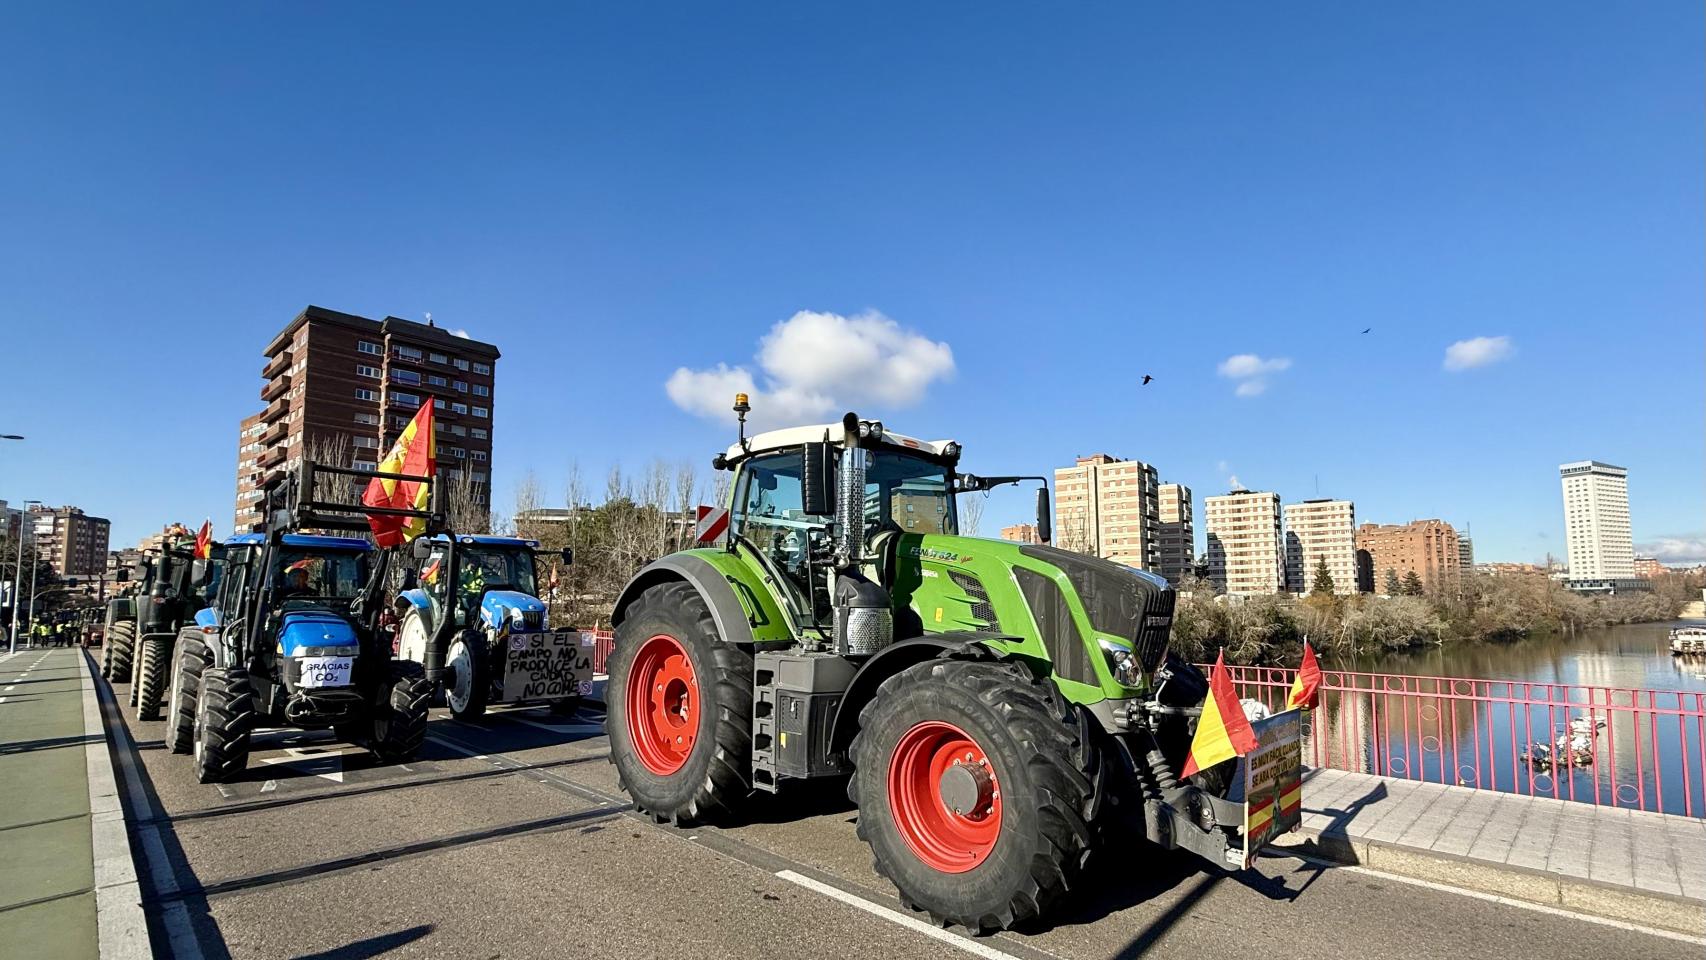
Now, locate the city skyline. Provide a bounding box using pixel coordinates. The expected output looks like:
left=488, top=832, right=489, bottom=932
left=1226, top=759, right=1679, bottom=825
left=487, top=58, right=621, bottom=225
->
left=0, top=4, right=1698, bottom=565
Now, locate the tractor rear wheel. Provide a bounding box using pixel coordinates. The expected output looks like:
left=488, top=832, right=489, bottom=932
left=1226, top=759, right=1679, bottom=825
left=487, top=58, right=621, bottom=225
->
left=848, top=659, right=1099, bottom=932
left=166, top=635, right=211, bottom=754
left=135, top=637, right=170, bottom=721
left=193, top=667, right=255, bottom=784
left=371, top=661, right=432, bottom=763
left=106, top=622, right=134, bottom=684
left=606, top=581, right=752, bottom=825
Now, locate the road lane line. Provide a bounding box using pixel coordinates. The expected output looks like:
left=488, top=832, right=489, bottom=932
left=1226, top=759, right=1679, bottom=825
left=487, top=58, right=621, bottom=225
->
left=776, top=870, right=1025, bottom=960
left=1288, top=854, right=1706, bottom=947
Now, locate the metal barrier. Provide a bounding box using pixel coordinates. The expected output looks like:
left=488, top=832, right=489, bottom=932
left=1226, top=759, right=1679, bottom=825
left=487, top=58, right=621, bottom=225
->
left=590, top=629, right=614, bottom=675
left=1217, top=664, right=1706, bottom=818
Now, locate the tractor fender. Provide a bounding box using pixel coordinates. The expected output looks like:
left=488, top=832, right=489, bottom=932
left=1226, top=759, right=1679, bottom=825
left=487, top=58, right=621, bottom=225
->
left=396, top=589, right=433, bottom=615
left=611, top=554, right=756, bottom=647
left=827, top=632, right=1038, bottom=757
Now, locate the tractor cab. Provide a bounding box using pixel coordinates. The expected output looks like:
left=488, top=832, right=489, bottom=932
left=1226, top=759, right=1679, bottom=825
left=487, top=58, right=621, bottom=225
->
left=392, top=532, right=583, bottom=719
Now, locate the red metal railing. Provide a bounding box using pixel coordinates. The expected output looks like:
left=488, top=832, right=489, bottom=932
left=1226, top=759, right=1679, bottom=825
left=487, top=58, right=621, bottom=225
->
left=589, top=629, right=615, bottom=675
left=1217, top=664, right=1706, bottom=818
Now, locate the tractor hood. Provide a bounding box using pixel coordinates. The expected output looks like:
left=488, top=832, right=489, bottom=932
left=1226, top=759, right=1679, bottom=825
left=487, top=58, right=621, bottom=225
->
left=1016, top=543, right=1176, bottom=673
left=480, top=591, right=547, bottom=632
left=278, top=609, right=360, bottom=656
left=194, top=607, right=223, bottom=630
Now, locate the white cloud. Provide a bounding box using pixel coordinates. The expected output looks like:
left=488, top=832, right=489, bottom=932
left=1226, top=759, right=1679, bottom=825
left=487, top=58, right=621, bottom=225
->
left=1443, top=335, right=1513, bottom=371
left=1636, top=535, right=1706, bottom=566
left=1217, top=353, right=1290, bottom=398
left=666, top=310, right=955, bottom=425
left=1228, top=474, right=1242, bottom=489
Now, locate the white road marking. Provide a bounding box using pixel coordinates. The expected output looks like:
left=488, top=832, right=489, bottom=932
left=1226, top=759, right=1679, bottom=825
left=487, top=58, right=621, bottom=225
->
left=775, top=870, right=1026, bottom=960
left=256, top=744, right=356, bottom=783
left=1291, top=856, right=1706, bottom=947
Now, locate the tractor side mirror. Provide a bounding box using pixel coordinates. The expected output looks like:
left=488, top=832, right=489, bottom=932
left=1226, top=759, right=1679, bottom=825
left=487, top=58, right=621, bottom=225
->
left=190, top=560, right=209, bottom=587
left=1035, top=487, right=1052, bottom=544
left=560, top=546, right=574, bottom=566
left=113, top=567, right=129, bottom=583
left=801, top=442, right=837, bottom=516
left=132, top=562, right=149, bottom=582
left=411, top=538, right=434, bottom=560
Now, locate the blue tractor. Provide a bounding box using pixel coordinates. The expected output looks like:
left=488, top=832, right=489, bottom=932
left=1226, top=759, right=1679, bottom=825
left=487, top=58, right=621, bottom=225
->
left=176, top=460, right=439, bottom=783
left=392, top=533, right=583, bottom=719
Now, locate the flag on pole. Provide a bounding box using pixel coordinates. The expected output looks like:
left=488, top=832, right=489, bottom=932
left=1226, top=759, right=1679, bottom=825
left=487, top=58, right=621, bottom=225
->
left=193, top=519, right=213, bottom=559
left=361, top=403, right=437, bottom=547
left=1181, top=651, right=1260, bottom=778
left=1287, top=639, right=1323, bottom=711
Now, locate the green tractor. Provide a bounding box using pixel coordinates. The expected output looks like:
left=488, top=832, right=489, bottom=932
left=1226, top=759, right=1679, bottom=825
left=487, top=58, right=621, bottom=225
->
left=607, top=399, right=1303, bottom=931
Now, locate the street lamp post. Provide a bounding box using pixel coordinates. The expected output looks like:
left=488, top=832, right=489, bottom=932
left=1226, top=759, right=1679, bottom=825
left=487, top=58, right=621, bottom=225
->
left=7, top=498, right=40, bottom=655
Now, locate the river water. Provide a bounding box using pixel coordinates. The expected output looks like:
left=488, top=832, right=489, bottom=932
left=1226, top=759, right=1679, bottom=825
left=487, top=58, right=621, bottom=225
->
left=1254, top=621, right=1706, bottom=817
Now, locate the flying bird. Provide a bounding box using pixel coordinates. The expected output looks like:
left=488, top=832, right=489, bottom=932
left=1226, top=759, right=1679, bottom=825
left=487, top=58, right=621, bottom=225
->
left=1141, top=375, right=1153, bottom=385
left=1361, top=327, right=1372, bottom=334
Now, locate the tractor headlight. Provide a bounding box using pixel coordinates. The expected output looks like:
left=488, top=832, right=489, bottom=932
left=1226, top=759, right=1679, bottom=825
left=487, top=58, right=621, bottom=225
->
left=1099, top=639, right=1144, bottom=688
left=508, top=606, right=526, bottom=629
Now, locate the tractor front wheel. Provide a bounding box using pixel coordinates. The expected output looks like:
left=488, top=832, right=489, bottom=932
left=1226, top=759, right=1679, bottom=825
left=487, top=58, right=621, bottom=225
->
left=106, top=622, right=134, bottom=685
left=166, top=635, right=211, bottom=754
left=135, top=637, right=170, bottom=721
left=444, top=633, right=489, bottom=720
left=193, top=667, right=255, bottom=784
left=849, top=659, right=1099, bottom=932
left=371, top=661, right=432, bottom=763
left=606, top=581, right=751, bottom=825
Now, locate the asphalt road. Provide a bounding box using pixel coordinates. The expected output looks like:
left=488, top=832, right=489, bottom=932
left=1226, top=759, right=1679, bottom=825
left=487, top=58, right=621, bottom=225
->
left=96, top=671, right=1700, bottom=960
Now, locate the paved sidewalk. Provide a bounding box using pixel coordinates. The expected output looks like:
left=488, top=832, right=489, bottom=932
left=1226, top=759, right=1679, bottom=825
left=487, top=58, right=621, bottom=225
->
left=1278, top=767, right=1706, bottom=935
left=0, top=647, right=146, bottom=960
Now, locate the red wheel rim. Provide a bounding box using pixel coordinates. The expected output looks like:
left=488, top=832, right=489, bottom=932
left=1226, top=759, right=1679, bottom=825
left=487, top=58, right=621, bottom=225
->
left=886, top=721, right=1002, bottom=873
left=626, top=634, right=699, bottom=776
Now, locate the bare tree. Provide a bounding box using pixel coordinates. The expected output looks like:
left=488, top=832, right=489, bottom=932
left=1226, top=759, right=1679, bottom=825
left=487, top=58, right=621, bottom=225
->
left=958, top=492, right=985, bottom=537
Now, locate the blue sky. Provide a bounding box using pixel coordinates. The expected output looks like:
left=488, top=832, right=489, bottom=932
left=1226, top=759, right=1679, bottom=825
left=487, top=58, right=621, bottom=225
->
left=1, top=3, right=1700, bottom=564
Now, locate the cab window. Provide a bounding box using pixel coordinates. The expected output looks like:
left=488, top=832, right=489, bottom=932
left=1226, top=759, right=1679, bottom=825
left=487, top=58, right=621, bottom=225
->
left=733, top=451, right=830, bottom=621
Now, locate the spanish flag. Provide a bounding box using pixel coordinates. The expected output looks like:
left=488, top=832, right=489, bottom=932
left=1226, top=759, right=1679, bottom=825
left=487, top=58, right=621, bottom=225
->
left=1287, top=639, right=1323, bottom=711
left=1181, top=651, right=1259, bottom=778
left=361, top=403, right=437, bottom=547
left=193, top=519, right=214, bottom=559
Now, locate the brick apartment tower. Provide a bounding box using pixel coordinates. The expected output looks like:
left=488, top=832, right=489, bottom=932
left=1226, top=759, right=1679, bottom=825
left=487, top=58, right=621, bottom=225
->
left=1203, top=489, right=1284, bottom=595
left=236, top=306, right=500, bottom=530
left=1354, top=520, right=1461, bottom=595
left=29, top=505, right=111, bottom=581
left=1053, top=454, right=1161, bottom=571
left=1155, top=483, right=1194, bottom=585
left=999, top=523, right=1041, bottom=544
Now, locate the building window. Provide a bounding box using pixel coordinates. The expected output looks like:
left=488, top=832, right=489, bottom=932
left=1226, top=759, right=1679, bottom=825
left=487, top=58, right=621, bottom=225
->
left=472, top=362, right=491, bottom=375
left=451, top=424, right=466, bottom=436
left=392, top=392, right=421, bottom=407
left=428, top=375, right=447, bottom=387
left=429, top=352, right=447, bottom=364
left=473, top=406, right=488, bottom=418
left=395, top=345, right=423, bottom=360
left=471, top=450, right=488, bottom=462
left=358, top=341, right=381, bottom=355
left=433, top=398, right=445, bottom=410
left=355, top=388, right=379, bottom=401
left=453, top=358, right=470, bottom=371
left=352, top=436, right=380, bottom=449
left=392, top=369, right=421, bottom=385
left=470, top=428, right=488, bottom=440
left=473, top=384, right=490, bottom=397
left=454, top=381, right=468, bottom=393
left=448, top=447, right=466, bottom=459
left=390, top=416, right=409, bottom=429
left=451, top=402, right=469, bottom=415
left=354, top=413, right=379, bottom=426
left=353, top=461, right=376, bottom=472
left=357, top=365, right=380, bottom=379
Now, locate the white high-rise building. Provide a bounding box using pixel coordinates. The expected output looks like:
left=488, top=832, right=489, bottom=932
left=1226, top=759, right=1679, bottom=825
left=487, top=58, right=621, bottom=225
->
left=1283, top=499, right=1357, bottom=595
left=1053, top=454, right=1161, bottom=571
left=1559, top=461, right=1633, bottom=580
left=1204, top=490, right=1284, bottom=595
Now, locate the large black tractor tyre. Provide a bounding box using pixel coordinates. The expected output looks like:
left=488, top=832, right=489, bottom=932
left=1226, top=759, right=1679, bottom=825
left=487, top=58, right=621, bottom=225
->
left=193, top=667, right=255, bottom=784
left=135, top=636, right=171, bottom=721
left=127, top=641, right=144, bottom=707
left=606, top=581, right=752, bottom=825
left=444, top=632, right=489, bottom=721
left=166, top=635, right=211, bottom=754
left=848, top=658, right=1101, bottom=933
left=370, top=661, right=432, bottom=764
left=104, top=622, right=135, bottom=684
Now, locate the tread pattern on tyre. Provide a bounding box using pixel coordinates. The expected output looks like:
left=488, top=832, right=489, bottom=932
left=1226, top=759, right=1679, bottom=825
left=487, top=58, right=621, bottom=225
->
left=195, top=668, right=255, bottom=784
left=371, top=661, right=432, bottom=763
left=136, top=637, right=169, bottom=721
left=105, top=621, right=135, bottom=683
left=167, top=635, right=211, bottom=754
left=609, top=581, right=753, bottom=825
left=847, top=658, right=1100, bottom=932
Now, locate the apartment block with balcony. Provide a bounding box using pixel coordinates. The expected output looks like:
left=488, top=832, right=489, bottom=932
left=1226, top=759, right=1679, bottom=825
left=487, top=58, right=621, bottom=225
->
left=1204, top=490, right=1284, bottom=595
left=235, top=306, right=501, bottom=528
left=29, top=505, right=111, bottom=581
left=1354, top=519, right=1461, bottom=594
left=1155, top=483, right=1194, bottom=585
left=1560, top=461, right=1634, bottom=581
left=1053, top=454, right=1161, bottom=571
left=1282, top=499, right=1357, bottom=595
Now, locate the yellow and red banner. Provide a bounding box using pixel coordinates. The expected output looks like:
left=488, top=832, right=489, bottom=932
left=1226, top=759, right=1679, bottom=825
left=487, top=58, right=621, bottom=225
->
left=1181, top=651, right=1259, bottom=778
left=1287, top=639, right=1323, bottom=711
left=193, top=519, right=214, bottom=559
left=361, top=403, right=437, bottom=547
